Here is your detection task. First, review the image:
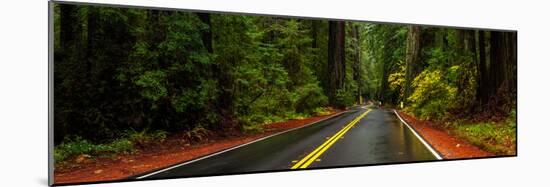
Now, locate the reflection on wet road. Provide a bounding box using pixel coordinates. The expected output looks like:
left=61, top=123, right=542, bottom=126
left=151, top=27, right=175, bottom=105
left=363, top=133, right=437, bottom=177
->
left=308, top=108, right=435, bottom=167
left=136, top=106, right=438, bottom=180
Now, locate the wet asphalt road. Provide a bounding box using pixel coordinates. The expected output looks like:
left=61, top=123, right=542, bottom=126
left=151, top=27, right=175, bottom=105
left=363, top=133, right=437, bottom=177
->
left=136, top=106, right=437, bottom=179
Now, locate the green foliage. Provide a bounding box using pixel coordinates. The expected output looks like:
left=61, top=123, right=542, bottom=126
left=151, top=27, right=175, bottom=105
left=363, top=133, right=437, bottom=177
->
left=407, top=69, right=457, bottom=120
left=54, top=4, right=516, bottom=159
left=294, top=82, right=329, bottom=113
left=54, top=4, right=343, bottom=147
left=451, top=109, right=517, bottom=155
left=312, top=107, right=333, bottom=116
left=333, top=89, right=355, bottom=108
left=240, top=116, right=269, bottom=133
left=214, top=17, right=330, bottom=128
left=172, top=79, right=218, bottom=112
left=54, top=129, right=169, bottom=163
left=54, top=136, right=133, bottom=163
left=363, top=24, right=408, bottom=102
left=54, top=137, right=97, bottom=163
left=407, top=36, right=477, bottom=120
left=135, top=70, right=167, bottom=102
left=108, top=139, right=135, bottom=153
left=122, top=129, right=168, bottom=146
left=362, top=23, right=516, bottom=155
left=387, top=62, right=405, bottom=99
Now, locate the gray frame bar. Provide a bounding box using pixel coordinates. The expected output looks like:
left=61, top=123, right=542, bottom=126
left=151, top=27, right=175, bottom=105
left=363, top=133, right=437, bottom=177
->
left=48, top=1, right=55, bottom=185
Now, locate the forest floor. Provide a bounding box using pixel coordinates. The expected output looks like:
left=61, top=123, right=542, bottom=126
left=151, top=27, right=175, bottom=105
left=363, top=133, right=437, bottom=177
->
left=54, top=109, right=345, bottom=185
left=395, top=110, right=499, bottom=159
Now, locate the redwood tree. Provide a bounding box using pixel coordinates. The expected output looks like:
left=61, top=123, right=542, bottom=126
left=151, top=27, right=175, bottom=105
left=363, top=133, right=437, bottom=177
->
left=476, top=30, right=489, bottom=106
left=328, top=21, right=346, bottom=107
left=404, top=25, right=422, bottom=100
left=488, top=31, right=517, bottom=110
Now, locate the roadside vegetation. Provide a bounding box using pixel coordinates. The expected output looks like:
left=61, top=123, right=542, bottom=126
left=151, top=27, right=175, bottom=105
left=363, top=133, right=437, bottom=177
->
left=364, top=26, right=516, bottom=155
left=449, top=110, right=516, bottom=155
left=54, top=129, right=167, bottom=164
left=54, top=107, right=336, bottom=164
left=53, top=3, right=362, bottom=165
left=53, top=3, right=516, bottom=165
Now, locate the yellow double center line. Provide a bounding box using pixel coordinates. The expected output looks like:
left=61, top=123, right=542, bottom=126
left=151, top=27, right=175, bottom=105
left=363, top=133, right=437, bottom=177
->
left=291, top=109, right=371, bottom=169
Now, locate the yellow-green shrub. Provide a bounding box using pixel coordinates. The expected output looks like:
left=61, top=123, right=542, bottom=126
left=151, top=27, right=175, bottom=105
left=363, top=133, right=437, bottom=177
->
left=407, top=68, right=458, bottom=120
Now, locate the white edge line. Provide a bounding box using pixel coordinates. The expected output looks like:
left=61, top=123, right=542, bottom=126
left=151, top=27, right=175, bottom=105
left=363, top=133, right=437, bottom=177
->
left=136, top=110, right=351, bottom=179
left=393, top=110, right=443, bottom=160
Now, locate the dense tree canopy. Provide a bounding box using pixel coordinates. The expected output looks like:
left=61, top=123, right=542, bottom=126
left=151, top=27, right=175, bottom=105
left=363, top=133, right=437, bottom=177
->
left=54, top=4, right=516, bottom=146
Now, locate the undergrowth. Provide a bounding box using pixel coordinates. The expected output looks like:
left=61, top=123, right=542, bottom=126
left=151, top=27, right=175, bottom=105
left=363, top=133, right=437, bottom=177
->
left=241, top=107, right=333, bottom=133
left=55, top=107, right=337, bottom=164
left=451, top=110, right=516, bottom=155
left=54, top=129, right=168, bottom=164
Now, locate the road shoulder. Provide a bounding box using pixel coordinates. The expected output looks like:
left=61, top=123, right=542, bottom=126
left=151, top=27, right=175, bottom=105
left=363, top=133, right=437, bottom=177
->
left=394, top=110, right=493, bottom=159
left=54, top=110, right=347, bottom=185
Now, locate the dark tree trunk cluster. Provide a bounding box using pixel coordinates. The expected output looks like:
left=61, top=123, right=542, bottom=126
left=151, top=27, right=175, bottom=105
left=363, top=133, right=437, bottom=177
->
left=488, top=31, right=517, bottom=106
left=328, top=21, right=346, bottom=107
left=476, top=31, right=517, bottom=112
left=476, top=31, right=488, bottom=105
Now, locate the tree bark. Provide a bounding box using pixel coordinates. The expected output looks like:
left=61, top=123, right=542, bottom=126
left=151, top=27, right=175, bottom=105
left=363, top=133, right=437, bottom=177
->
left=489, top=31, right=505, bottom=97
left=328, top=21, right=346, bottom=107
left=404, top=25, right=422, bottom=101
left=350, top=24, right=362, bottom=104
left=476, top=30, right=488, bottom=105
left=464, top=30, right=476, bottom=56
left=488, top=31, right=517, bottom=109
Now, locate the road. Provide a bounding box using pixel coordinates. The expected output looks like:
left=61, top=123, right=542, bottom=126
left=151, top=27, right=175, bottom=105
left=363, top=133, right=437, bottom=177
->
left=135, top=106, right=439, bottom=180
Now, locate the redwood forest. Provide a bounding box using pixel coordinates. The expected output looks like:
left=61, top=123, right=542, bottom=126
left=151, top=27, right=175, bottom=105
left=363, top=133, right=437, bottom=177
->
left=53, top=3, right=516, bottom=183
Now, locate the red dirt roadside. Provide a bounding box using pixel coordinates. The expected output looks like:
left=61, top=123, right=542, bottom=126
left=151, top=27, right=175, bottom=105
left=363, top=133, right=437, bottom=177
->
left=395, top=110, right=494, bottom=159
left=54, top=110, right=345, bottom=185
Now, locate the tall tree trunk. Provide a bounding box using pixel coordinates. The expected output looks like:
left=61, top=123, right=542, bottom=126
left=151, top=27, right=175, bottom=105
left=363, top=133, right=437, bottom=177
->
left=328, top=21, right=346, bottom=107
left=476, top=30, right=488, bottom=106
left=350, top=24, right=362, bottom=104
left=489, top=31, right=505, bottom=97
left=404, top=25, right=422, bottom=101
left=464, top=30, right=476, bottom=55
left=488, top=31, right=517, bottom=111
